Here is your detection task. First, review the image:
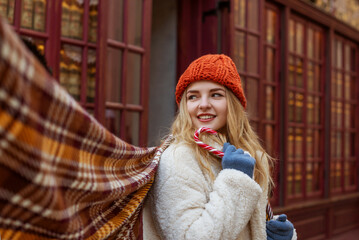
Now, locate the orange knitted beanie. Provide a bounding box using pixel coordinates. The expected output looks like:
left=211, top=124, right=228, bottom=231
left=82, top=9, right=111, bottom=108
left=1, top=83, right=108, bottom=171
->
left=175, top=54, right=247, bottom=108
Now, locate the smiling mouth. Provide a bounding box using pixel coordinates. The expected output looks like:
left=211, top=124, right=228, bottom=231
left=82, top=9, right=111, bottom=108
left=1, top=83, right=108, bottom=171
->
left=198, top=115, right=216, bottom=120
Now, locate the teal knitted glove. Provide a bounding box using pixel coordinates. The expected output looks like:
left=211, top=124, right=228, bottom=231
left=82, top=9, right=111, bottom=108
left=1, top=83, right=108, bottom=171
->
left=266, top=214, right=294, bottom=240
left=222, top=143, right=256, bottom=178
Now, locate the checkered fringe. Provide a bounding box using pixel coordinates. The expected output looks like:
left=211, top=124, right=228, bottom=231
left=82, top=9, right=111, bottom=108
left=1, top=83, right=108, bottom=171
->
left=0, top=18, right=172, bottom=239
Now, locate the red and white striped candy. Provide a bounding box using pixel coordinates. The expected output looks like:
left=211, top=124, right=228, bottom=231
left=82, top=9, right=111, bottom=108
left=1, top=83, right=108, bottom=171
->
left=193, top=127, right=274, bottom=220
left=194, top=127, right=224, bottom=158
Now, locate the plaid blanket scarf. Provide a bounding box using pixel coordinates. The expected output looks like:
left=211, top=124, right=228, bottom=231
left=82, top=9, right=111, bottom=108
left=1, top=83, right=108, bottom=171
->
left=0, top=19, right=173, bottom=239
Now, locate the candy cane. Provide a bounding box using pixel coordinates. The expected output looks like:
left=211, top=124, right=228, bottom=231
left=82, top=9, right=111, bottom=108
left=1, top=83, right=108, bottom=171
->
left=194, top=127, right=224, bottom=158
left=266, top=202, right=274, bottom=221
left=194, top=127, right=274, bottom=220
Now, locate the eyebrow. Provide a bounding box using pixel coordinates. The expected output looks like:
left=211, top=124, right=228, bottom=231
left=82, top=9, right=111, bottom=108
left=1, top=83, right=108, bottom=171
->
left=187, top=88, right=226, bottom=94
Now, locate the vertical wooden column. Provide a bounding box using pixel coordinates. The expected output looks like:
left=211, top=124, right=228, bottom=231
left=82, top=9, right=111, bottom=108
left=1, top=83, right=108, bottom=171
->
left=140, top=0, right=153, bottom=146
left=13, top=0, right=21, bottom=30
left=324, top=28, right=333, bottom=199
left=79, top=0, right=89, bottom=105
left=357, top=44, right=359, bottom=193
left=44, top=0, right=57, bottom=71
left=119, top=0, right=128, bottom=141
left=177, top=0, right=201, bottom=78
left=258, top=0, right=264, bottom=141
left=201, top=0, right=217, bottom=54
left=94, top=0, right=108, bottom=124
left=279, top=5, right=289, bottom=207
left=50, top=0, right=62, bottom=79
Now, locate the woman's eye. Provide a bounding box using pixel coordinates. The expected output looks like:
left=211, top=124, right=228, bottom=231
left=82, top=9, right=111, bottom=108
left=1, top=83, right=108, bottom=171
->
left=212, top=93, right=223, bottom=97
left=187, top=95, right=197, bottom=100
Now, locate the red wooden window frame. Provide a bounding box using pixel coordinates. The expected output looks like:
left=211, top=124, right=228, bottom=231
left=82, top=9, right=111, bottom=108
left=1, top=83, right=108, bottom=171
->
left=2, top=0, right=152, bottom=146
left=55, top=1, right=98, bottom=106
left=231, top=0, right=262, bottom=130
left=6, top=0, right=50, bottom=66
left=285, top=15, right=325, bottom=203
left=330, top=35, right=358, bottom=194
left=4, top=0, right=100, bottom=112
left=98, top=0, right=152, bottom=146
left=263, top=3, right=280, bottom=206
left=232, top=0, right=283, bottom=205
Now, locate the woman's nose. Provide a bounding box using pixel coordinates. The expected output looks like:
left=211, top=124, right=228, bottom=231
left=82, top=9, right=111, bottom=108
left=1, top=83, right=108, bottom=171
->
left=199, top=97, right=211, bottom=109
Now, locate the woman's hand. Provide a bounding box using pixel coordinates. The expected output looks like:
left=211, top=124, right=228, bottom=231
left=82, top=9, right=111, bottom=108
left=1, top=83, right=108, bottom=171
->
left=222, top=143, right=256, bottom=178
left=266, top=214, right=294, bottom=240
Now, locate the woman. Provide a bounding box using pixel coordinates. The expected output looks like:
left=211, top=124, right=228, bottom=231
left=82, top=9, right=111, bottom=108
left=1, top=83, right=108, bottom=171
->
left=143, top=54, right=297, bottom=240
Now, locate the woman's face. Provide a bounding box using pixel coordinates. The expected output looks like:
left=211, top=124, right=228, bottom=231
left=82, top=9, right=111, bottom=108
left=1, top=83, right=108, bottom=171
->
left=186, top=81, right=227, bottom=131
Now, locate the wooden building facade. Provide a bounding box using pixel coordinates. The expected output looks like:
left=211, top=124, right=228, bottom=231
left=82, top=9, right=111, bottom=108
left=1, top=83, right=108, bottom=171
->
left=1, top=0, right=358, bottom=239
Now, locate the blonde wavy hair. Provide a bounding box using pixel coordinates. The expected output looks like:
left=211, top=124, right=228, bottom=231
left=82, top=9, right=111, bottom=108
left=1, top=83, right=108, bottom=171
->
left=170, top=88, right=274, bottom=191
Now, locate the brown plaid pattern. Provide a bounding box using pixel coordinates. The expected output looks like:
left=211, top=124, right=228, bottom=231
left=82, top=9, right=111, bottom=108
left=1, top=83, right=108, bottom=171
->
left=0, top=19, right=173, bottom=239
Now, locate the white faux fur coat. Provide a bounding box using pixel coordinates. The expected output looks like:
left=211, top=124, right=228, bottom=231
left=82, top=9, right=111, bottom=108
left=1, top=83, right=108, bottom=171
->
left=143, top=142, right=297, bottom=240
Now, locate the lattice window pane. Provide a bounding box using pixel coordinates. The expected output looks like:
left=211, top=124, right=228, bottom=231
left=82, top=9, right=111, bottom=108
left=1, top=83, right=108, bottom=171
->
left=314, top=130, right=320, bottom=157
left=307, top=28, right=313, bottom=58
left=266, top=9, right=276, bottom=44
left=88, top=2, right=98, bottom=43
left=21, top=0, right=47, bottom=32
left=306, top=129, right=313, bottom=158
left=248, top=0, right=258, bottom=30
left=106, top=47, right=123, bottom=102
left=289, top=56, right=295, bottom=86
left=294, top=162, right=302, bottom=194
left=296, top=22, right=304, bottom=54
left=234, top=0, right=245, bottom=28
left=296, top=59, right=303, bottom=88
left=266, top=48, right=275, bottom=82
left=105, top=109, right=121, bottom=136
left=247, top=78, right=259, bottom=118
left=295, top=128, right=303, bottom=159
left=124, top=111, right=140, bottom=145
left=306, top=162, right=313, bottom=193
left=0, top=0, right=15, bottom=24
left=86, top=49, right=96, bottom=103
left=265, top=86, right=274, bottom=120
left=288, top=127, right=294, bottom=158
left=287, top=163, right=294, bottom=195
left=108, top=0, right=124, bottom=41
left=126, top=52, right=141, bottom=105
left=61, top=0, right=84, bottom=39
left=248, top=35, right=259, bottom=74
left=295, top=93, right=304, bottom=122
left=234, top=32, right=246, bottom=71
left=128, top=0, right=143, bottom=46
left=265, top=124, right=274, bottom=154
left=59, top=44, right=83, bottom=101
left=308, top=62, right=314, bottom=91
